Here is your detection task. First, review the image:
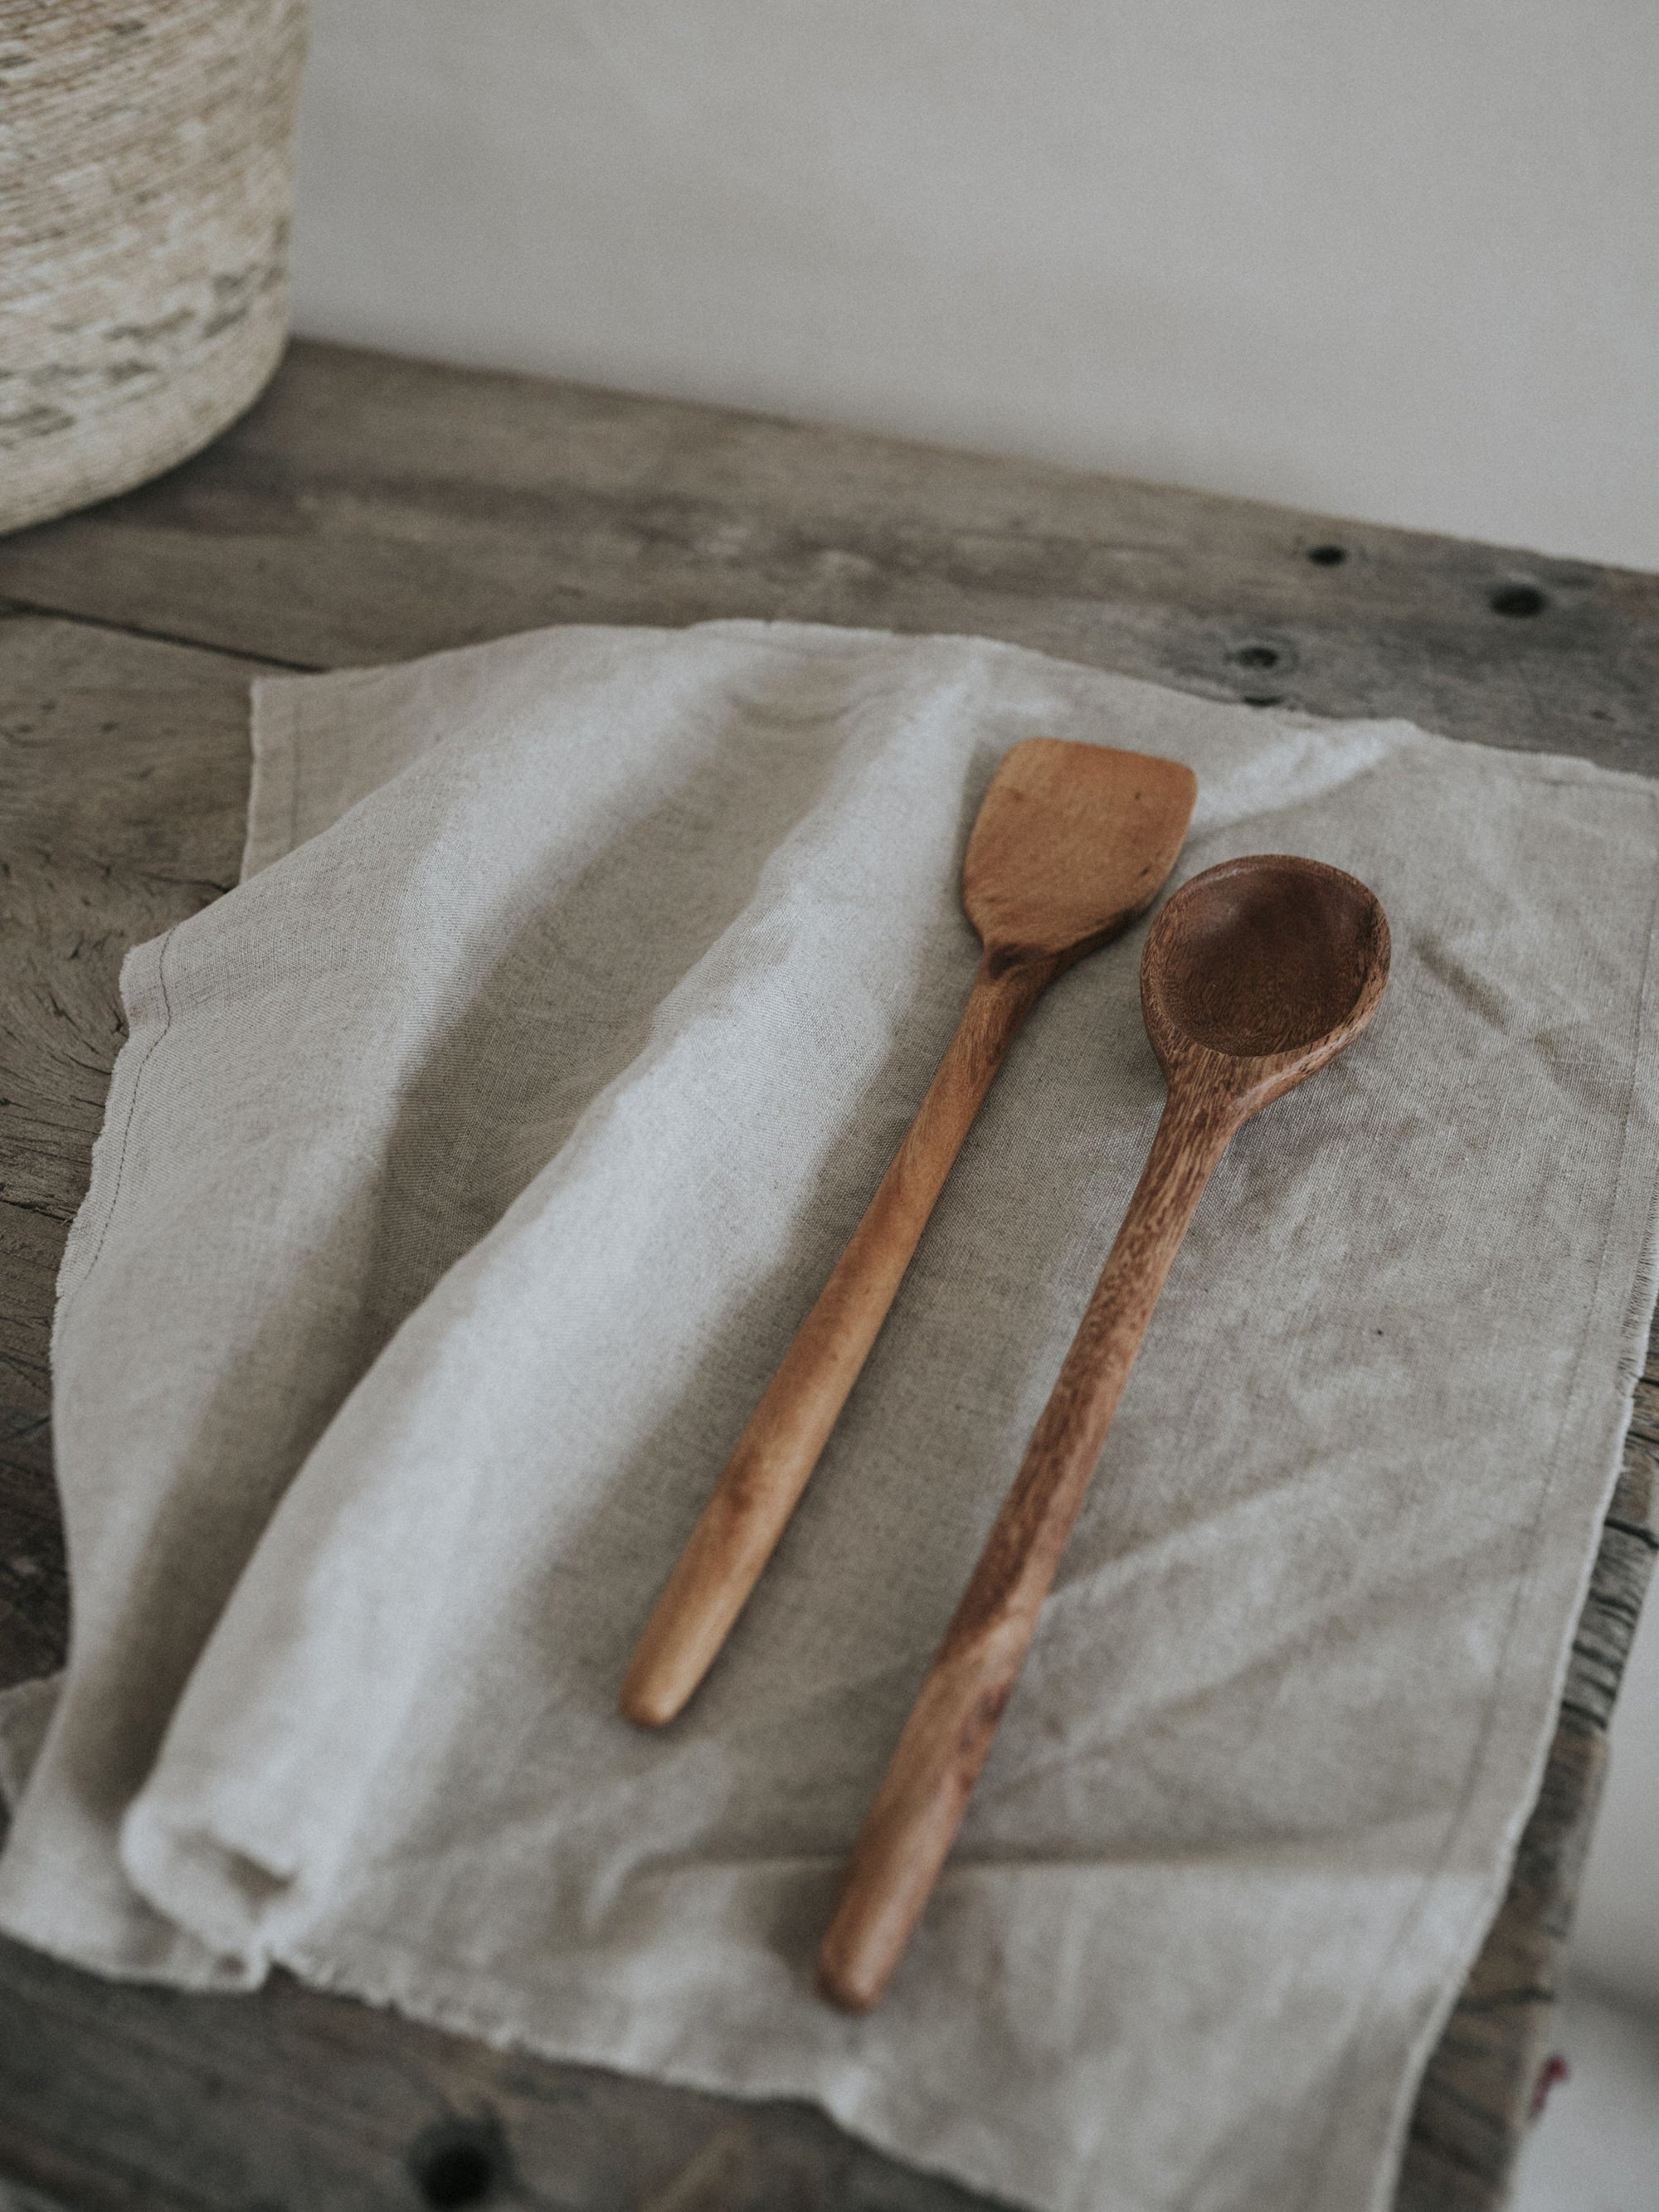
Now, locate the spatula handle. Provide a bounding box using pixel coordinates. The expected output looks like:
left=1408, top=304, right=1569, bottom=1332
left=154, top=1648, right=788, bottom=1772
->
left=621, top=953, right=1053, bottom=1728
left=818, top=1079, right=1237, bottom=2011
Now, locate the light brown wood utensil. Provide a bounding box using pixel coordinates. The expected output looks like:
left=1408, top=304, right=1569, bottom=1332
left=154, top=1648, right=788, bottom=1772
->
left=621, top=739, right=1198, bottom=1729
left=818, top=852, right=1389, bottom=2011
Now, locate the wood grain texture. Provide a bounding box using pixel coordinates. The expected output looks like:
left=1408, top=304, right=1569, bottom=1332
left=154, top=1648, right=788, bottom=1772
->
left=820, top=858, right=1389, bottom=2010
left=0, top=342, right=1657, bottom=775
left=621, top=741, right=1195, bottom=1728
left=0, top=1941, right=1000, bottom=2212
left=0, top=342, right=1656, bottom=2208
left=0, top=614, right=255, bottom=1681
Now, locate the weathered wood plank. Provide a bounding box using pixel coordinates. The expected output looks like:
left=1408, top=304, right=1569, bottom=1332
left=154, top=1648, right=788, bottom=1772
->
left=0, top=617, right=260, bottom=1681
left=0, top=1937, right=1000, bottom=2212
left=0, top=344, right=1655, bottom=2210
left=1, top=341, right=1656, bottom=773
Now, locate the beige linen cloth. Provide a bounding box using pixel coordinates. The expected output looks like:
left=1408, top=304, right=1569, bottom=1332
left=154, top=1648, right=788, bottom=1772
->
left=2, top=620, right=1657, bottom=2212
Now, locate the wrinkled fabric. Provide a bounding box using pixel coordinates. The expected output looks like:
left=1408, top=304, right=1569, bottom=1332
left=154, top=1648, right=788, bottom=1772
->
left=2, top=620, right=1656, bottom=2212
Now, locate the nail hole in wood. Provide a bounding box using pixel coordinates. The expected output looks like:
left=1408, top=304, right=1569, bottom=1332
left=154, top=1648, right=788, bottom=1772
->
left=1489, top=583, right=1547, bottom=618
left=1233, top=644, right=1280, bottom=670
left=412, top=2127, right=499, bottom=2208
left=1306, top=543, right=1347, bottom=566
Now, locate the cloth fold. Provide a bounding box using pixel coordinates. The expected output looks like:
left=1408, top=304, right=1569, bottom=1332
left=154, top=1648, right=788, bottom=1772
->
left=2, top=619, right=1656, bottom=2212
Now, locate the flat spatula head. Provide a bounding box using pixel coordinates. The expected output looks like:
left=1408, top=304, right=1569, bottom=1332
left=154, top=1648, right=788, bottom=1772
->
left=962, top=739, right=1197, bottom=965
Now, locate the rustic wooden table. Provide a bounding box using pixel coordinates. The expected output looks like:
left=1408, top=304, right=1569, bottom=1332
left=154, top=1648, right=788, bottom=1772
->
left=1, top=341, right=1655, bottom=2212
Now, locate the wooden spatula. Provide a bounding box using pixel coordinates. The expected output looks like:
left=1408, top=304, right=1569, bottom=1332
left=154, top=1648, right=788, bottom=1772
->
left=621, top=738, right=1197, bottom=1728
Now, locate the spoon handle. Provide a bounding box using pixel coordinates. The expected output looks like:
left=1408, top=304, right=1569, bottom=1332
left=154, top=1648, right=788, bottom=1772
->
left=818, top=1078, right=1238, bottom=2012
left=621, top=952, right=1056, bottom=1728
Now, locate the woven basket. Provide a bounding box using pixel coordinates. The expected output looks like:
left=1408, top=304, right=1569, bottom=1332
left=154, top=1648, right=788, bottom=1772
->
left=0, top=0, right=308, bottom=536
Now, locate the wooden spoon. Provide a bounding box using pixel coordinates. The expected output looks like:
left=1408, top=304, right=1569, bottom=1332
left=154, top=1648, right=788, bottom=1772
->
left=621, top=739, right=1197, bottom=1728
left=818, top=853, right=1389, bottom=2011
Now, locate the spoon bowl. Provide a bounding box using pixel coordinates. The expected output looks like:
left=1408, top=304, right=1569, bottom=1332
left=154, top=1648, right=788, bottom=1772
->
left=1143, top=853, right=1389, bottom=1106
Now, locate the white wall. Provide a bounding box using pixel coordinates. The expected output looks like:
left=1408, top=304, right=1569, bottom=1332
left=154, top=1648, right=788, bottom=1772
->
left=289, top=0, right=1659, bottom=570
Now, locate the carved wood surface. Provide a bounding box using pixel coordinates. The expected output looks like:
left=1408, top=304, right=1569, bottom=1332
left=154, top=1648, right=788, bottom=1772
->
left=1, top=339, right=1656, bottom=2211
